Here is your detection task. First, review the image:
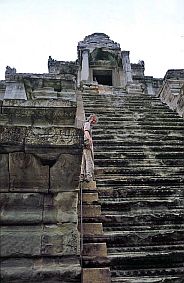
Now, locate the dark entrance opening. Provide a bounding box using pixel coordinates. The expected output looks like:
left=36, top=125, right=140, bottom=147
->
left=93, top=70, right=112, bottom=86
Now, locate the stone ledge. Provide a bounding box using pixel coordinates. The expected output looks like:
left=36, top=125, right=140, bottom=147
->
left=81, top=181, right=97, bottom=190
left=82, top=223, right=104, bottom=236
left=1, top=257, right=81, bottom=283
left=82, top=192, right=99, bottom=203
left=83, top=243, right=107, bottom=257
left=82, top=267, right=111, bottom=283
left=80, top=205, right=101, bottom=218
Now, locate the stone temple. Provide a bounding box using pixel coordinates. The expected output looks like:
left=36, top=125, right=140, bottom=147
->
left=0, top=33, right=184, bottom=283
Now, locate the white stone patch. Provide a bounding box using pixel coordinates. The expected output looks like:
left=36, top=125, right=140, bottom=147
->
left=4, top=81, right=27, bottom=100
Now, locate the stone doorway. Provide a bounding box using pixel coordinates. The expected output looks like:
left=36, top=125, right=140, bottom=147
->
left=93, top=70, right=112, bottom=86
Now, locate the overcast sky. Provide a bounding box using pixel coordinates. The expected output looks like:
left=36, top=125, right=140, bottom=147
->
left=0, top=0, right=183, bottom=80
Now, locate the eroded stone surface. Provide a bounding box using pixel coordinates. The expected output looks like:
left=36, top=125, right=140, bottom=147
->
left=4, top=81, right=27, bottom=100
left=9, top=152, right=49, bottom=192
left=0, top=258, right=81, bottom=283
left=0, top=154, right=9, bottom=192
left=0, top=66, right=82, bottom=282
left=0, top=193, right=44, bottom=224
left=50, top=153, right=81, bottom=192
left=43, top=192, right=78, bottom=223
left=25, top=127, right=82, bottom=147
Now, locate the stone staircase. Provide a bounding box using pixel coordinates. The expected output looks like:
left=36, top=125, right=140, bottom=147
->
left=81, top=86, right=184, bottom=283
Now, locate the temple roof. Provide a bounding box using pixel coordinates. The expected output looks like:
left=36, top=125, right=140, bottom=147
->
left=78, top=33, right=120, bottom=51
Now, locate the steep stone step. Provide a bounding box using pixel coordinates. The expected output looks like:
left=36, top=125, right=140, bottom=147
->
left=101, top=213, right=184, bottom=228
left=82, top=89, right=184, bottom=282
left=94, top=150, right=184, bottom=158
left=83, top=103, right=173, bottom=110
left=94, top=159, right=184, bottom=167
left=108, top=243, right=184, bottom=253
left=95, top=166, right=184, bottom=173
left=100, top=198, right=183, bottom=212
left=104, top=224, right=184, bottom=232
left=111, top=276, right=184, bottom=283
left=95, top=168, right=184, bottom=178
left=104, top=229, right=184, bottom=246
left=86, top=108, right=181, bottom=116
left=82, top=223, right=104, bottom=236
left=96, top=185, right=184, bottom=198
left=93, top=140, right=184, bottom=148
left=95, top=177, right=184, bottom=186
left=93, top=141, right=184, bottom=147
left=0, top=257, right=81, bottom=283
left=95, top=121, right=184, bottom=127
left=83, top=229, right=184, bottom=246
left=79, top=180, right=111, bottom=280
left=108, top=250, right=184, bottom=268
left=83, top=268, right=111, bottom=283
left=92, top=125, right=184, bottom=131
left=86, top=110, right=182, bottom=118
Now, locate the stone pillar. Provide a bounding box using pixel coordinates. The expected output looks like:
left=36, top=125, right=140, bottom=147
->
left=81, top=50, right=89, bottom=81
left=122, top=51, right=133, bottom=85
left=145, top=77, right=155, bottom=96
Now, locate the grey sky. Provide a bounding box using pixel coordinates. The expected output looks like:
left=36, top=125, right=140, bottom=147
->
left=0, top=0, right=183, bottom=80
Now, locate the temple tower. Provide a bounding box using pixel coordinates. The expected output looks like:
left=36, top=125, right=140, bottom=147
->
left=77, top=33, right=132, bottom=87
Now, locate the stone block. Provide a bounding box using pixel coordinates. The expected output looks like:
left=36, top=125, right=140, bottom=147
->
left=2, top=105, right=76, bottom=127
left=0, top=258, right=81, bottom=283
left=2, top=98, right=75, bottom=108
left=4, top=81, right=27, bottom=100
left=81, top=205, right=101, bottom=218
left=0, top=86, right=5, bottom=100
left=1, top=224, right=80, bottom=257
left=25, top=126, right=82, bottom=147
left=81, top=180, right=97, bottom=190
left=9, top=152, right=49, bottom=192
left=50, top=153, right=81, bottom=192
left=0, top=154, right=9, bottom=192
left=82, top=192, right=99, bottom=203
left=83, top=243, right=107, bottom=257
left=0, top=226, right=42, bottom=257
left=41, top=224, right=80, bottom=256
left=83, top=268, right=111, bottom=283
left=0, top=126, right=25, bottom=152
left=83, top=223, right=103, bottom=235
left=0, top=193, right=44, bottom=224
left=43, top=192, right=78, bottom=223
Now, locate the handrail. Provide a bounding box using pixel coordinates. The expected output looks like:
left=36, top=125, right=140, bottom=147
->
left=79, top=180, right=83, bottom=270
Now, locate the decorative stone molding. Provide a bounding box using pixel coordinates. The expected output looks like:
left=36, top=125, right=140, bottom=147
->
left=159, top=78, right=184, bottom=117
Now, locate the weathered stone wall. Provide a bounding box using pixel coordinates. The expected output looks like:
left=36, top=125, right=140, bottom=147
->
left=159, top=78, right=184, bottom=117
left=131, top=61, right=145, bottom=79
left=0, top=76, right=83, bottom=282
left=164, top=69, right=184, bottom=80
left=48, top=56, right=78, bottom=76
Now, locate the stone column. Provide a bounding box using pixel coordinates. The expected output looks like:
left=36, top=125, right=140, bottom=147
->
left=81, top=50, right=89, bottom=81
left=122, top=51, right=133, bottom=85
left=144, top=76, right=155, bottom=96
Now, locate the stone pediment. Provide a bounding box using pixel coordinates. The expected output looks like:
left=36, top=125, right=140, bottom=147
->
left=78, top=32, right=120, bottom=51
